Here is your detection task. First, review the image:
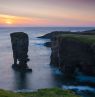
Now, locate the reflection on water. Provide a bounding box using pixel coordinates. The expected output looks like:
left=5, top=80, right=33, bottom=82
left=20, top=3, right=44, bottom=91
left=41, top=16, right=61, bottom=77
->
left=13, top=71, right=30, bottom=90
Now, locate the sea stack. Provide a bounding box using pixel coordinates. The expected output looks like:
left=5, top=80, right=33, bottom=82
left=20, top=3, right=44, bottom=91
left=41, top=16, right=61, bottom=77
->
left=10, top=32, right=32, bottom=72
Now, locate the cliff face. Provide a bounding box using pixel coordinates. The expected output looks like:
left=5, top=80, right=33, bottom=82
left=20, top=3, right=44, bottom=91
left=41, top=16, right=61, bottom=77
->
left=50, top=36, right=95, bottom=77
left=38, top=30, right=95, bottom=78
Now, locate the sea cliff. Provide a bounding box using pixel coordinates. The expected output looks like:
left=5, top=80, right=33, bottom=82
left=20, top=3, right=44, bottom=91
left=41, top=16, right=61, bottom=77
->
left=39, top=30, right=95, bottom=78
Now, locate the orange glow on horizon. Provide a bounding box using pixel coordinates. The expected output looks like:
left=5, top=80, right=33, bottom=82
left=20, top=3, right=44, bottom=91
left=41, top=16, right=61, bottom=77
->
left=0, top=14, right=95, bottom=26
left=5, top=19, right=14, bottom=25
left=0, top=14, right=15, bottom=25
left=0, top=14, right=51, bottom=26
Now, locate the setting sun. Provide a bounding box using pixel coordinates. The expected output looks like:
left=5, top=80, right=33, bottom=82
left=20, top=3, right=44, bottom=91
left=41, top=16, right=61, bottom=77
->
left=5, top=20, right=13, bottom=25
left=0, top=14, right=16, bottom=25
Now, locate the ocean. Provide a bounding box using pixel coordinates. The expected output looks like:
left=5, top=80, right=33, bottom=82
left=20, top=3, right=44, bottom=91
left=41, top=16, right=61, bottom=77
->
left=0, top=27, right=95, bottom=96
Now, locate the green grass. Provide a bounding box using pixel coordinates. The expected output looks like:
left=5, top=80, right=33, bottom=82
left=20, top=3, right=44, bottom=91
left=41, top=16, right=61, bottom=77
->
left=0, top=88, right=81, bottom=97
left=0, top=89, right=22, bottom=97
left=59, top=34, right=95, bottom=45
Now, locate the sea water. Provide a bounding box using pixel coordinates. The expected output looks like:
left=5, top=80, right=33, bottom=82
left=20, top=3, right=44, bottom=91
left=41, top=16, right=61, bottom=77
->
left=0, top=27, right=95, bottom=97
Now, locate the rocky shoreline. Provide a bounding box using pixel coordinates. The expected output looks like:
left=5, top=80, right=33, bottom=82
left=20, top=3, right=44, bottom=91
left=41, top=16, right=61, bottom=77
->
left=39, top=30, right=95, bottom=78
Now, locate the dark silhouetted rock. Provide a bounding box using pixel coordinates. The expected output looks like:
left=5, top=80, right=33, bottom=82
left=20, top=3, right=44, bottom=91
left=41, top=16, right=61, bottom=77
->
left=10, top=32, right=32, bottom=72
left=50, top=36, right=95, bottom=78
left=38, top=31, right=71, bottom=39
left=40, top=29, right=95, bottom=78
left=60, top=38, right=95, bottom=76
left=38, top=29, right=95, bottom=39
left=44, top=42, right=52, bottom=47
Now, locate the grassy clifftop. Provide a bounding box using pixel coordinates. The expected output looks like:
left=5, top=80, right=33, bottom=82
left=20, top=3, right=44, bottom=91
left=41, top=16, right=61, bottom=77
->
left=0, top=88, right=81, bottom=97
left=57, top=34, right=95, bottom=45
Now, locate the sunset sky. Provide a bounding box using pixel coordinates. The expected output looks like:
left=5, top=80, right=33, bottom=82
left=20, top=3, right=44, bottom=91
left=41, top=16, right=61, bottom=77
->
left=0, top=0, right=95, bottom=27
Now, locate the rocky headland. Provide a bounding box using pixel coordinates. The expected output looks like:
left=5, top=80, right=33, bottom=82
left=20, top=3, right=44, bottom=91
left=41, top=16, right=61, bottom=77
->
left=39, top=30, right=95, bottom=78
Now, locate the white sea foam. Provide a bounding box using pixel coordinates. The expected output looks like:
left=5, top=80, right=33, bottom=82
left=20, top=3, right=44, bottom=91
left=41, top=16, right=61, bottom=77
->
left=62, top=85, right=95, bottom=92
